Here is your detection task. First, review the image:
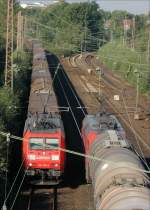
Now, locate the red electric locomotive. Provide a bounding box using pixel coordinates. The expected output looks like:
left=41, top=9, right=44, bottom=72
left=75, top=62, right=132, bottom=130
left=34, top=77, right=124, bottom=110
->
left=82, top=114, right=150, bottom=210
left=23, top=42, right=65, bottom=185
left=81, top=112, right=126, bottom=183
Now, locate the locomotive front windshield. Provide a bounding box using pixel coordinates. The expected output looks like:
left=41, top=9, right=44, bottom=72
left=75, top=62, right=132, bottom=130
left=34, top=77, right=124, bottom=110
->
left=30, top=138, right=59, bottom=150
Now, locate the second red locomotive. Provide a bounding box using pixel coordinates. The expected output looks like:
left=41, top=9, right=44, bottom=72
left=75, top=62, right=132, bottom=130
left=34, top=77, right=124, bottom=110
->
left=82, top=112, right=150, bottom=210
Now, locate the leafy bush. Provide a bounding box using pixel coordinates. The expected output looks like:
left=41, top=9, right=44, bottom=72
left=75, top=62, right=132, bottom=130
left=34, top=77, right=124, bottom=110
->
left=0, top=88, right=20, bottom=130
left=98, top=41, right=150, bottom=94
left=0, top=119, right=6, bottom=173
left=0, top=49, right=32, bottom=208
left=25, top=1, right=104, bottom=56
left=13, top=49, right=32, bottom=97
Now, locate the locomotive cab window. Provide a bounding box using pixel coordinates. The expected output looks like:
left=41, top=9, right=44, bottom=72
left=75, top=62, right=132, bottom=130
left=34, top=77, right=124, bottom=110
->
left=45, top=138, right=59, bottom=150
left=29, top=138, right=59, bottom=150
left=30, top=138, right=44, bottom=150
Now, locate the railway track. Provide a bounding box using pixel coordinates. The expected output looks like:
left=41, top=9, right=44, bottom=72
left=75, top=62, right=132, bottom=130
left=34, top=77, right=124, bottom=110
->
left=77, top=53, right=150, bottom=112
left=27, top=188, right=34, bottom=210
left=81, top=53, right=150, bottom=116
left=14, top=52, right=94, bottom=210
left=27, top=187, right=58, bottom=210
left=13, top=50, right=149, bottom=210
left=90, top=55, right=150, bottom=114
left=61, top=53, right=150, bottom=159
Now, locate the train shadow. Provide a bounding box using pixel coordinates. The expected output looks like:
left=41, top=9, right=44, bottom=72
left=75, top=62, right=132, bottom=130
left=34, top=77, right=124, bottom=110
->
left=46, top=52, right=87, bottom=188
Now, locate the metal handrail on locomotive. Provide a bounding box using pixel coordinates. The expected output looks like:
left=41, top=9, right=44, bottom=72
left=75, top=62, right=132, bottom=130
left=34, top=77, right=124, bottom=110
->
left=23, top=41, right=65, bottom=185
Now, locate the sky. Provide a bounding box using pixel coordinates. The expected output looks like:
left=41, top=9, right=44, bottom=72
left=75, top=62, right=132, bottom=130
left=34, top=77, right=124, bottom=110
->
left=20, top=0, right=150, bottom=14
left=96, top=0, right=150, bottom=15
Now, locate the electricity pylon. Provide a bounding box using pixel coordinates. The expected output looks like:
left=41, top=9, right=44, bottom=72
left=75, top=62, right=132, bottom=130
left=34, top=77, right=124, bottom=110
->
left=5, top=0, right=14, bottom=91
left=17, top=11, right=24, bottom=50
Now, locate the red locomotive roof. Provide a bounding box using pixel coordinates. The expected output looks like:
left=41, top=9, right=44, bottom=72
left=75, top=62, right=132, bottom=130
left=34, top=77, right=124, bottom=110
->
left=24, top=113, right=64, bottom=134
left=82, top=112, right=125, bottom=136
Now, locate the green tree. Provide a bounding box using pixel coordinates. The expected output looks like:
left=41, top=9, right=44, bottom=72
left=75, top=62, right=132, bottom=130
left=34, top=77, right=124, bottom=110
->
left=107, top=10, right=133, bottom=39
left=25, top=1, right=105, bottom=55
left=0, top=0, right=7, bottom=48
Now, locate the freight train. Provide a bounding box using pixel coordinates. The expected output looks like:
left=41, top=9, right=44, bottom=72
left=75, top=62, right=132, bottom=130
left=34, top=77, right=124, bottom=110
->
left=82, top=112, right=150, bottom=210
left=23, top=41, right=65, bottom=185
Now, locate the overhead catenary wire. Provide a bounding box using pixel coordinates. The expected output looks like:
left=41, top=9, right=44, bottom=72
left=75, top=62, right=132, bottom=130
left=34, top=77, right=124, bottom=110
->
left=0, top=131, right=22, bottom=141
left=76, top=53, right=150, bottom=168
left=95, top=73, right=150, bottom=152
left=9, top=169, right=28, bottom=210
left=4, top=48, right=149, bottom=71
left=98, top=54, right=150, bottom=67
left=102, top=79, right=150, bottom=163
left=1, top=133, right=27, bottom=210
left=103, top=95, right=150, bottom=152
left=28, top=33, right=149, bottom=68
left=98, top=78, right=150, bottom=151
left=27, top=17, right=107, bottom=44
left=27, top=28, right=149, bottom=68
left=43, top=63, right=60, bottom=112
left=53, top=146, right=150, bottom=180
left=24, top=27, right=149, bottom=41
left=3, top=134, right=10, bottom=210
left=27, top=15, right=150, bottom=56
left=1, top=158, right=26, bottom=210
left=74, top=53, right=150, bottom=156
left=60, top=66, right=86, bottom=116
left=0, top=44, right=149, bottom=210
left=121, top=89, right=150, bottom=170
left=26, top=4, right=149, bottom=44
left=56, top=67, right=83, bottom=136
left=25, top=6, right=149, bottom=54
left=0, top=131, right=150, bottom=175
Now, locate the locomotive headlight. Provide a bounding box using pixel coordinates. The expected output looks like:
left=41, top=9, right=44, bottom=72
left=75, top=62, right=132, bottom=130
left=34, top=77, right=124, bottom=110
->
left=28, top=154, right=36, bottom=160
left=51, top=155, right=59, bottom=161
left=101, top=163, right=108, bottom=170
left=54, top=164, right=58, bottom=167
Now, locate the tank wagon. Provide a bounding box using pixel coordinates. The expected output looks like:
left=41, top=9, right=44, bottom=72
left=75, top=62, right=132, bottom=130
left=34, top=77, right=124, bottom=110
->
left=23, top=41, right=65, bottom=185
left=82, top=112, right=150, bottom=210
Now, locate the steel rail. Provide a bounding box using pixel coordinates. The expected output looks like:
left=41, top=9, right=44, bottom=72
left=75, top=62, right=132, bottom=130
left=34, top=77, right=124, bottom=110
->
left=68, top=53, right=150, bottom=160
left=52, top=187, right=58, bottom=210
left=27, top=188, right=34, bottom=210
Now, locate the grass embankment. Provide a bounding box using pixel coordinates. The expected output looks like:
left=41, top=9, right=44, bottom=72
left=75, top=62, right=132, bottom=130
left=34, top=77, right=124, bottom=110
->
left=98, top=40, right=150, bottom=95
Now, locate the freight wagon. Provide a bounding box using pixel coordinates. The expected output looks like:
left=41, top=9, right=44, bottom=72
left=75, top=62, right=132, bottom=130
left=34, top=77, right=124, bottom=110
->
left=82, top=112, right=150, bottom=210
left=23, top=41, right=65, bottom=185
